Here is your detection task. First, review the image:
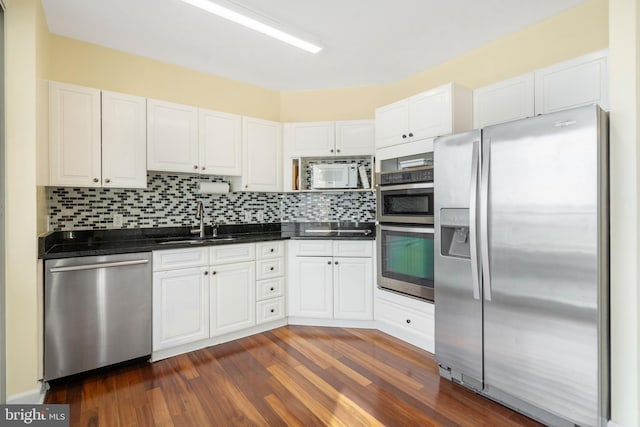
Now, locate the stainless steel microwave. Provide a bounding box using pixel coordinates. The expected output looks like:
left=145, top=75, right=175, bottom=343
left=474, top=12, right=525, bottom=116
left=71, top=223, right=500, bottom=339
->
left=312, top=163, right=358, bottom=189
left=376, top=166, right=434, bottom=224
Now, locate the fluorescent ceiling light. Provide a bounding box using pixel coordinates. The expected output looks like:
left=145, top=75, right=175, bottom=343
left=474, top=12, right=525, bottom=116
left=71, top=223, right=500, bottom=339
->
left=179, top=0, right=323, bottom=54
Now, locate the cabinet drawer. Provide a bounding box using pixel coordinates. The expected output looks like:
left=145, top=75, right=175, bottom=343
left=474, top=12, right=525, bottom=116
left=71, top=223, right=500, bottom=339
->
left=256, top=297, right=285, bottom=324
left=294, top=240, right=332, bottom=256
left=153, top=248, right=209, bottom=271
left=256, top=257, right=285, bottom=280
left=256, top=277, right=285, bottom=301
left=256, top=241, right=285, bottom=259
left=333, top=240, right=373, bottom=257
left=210, top=243, right=255, bottom=265
left=376, top=298, right=433, bottom=337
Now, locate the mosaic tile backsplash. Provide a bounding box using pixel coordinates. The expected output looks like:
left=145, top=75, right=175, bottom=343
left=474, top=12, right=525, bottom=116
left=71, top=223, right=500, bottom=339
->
left=48, top=172, right=376, bottom=231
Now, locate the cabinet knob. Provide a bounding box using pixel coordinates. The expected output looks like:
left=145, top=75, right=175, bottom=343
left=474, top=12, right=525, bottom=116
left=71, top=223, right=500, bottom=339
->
left=408, top=132, right=414, bottom=137
left=402, top=134, right=407, bottom=139
left=327, top=261, right=331, bottom=265
left=270, top=309, right=275, bottom=313
left=406, top=319, right=411, bottom=324
left=245, top=185, right=248, bottom=189
left=202, top=166, right=206, bottom=171
left=194, top=165, right=198, bottom=169
left=204, top=271, right=209, bottom=276
left=270, top=248, right=274, bottom=253
left=270, top=287, right=274, bottom=291
left=93, top=178, right=99, bottom=183
left=105, top=178, right=111, bottom=183
left=270, top=266, right=274, bottom=271
left=212, top=271, right=216, bottom=275
left=336, top=149, right=341, bottom=153
left=330, top=149, right=334, bottom=153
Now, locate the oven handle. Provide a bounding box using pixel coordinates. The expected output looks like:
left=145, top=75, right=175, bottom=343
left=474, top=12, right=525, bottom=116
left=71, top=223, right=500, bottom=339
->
left=377, top=182, right=434, bottom=191
left=469, top=139, right=481, bottom=301
left=379, top=225, right=434, bottom=234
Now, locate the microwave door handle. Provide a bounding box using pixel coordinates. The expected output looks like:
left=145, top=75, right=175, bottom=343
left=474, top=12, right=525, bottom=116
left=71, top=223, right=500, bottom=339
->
left=469, top=140, right=481, bottom=301
left=480, top=138, right=492, bottom=301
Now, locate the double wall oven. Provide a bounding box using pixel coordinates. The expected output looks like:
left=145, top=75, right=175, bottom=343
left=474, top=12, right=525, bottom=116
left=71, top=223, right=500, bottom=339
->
left=377, top=163, right=435, bottom=301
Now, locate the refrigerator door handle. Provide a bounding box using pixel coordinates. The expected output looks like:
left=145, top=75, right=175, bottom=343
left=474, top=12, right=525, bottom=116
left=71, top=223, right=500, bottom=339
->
left=469, top=139, right=481, bottom=300
left=480, top=137, right=492, bottom=301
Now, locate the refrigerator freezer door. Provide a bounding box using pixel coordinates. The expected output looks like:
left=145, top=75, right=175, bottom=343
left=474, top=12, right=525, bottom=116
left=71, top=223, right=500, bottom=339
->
left=482, top=106, right=605, bottom=426
left=434, top=130, right=483, bottom=387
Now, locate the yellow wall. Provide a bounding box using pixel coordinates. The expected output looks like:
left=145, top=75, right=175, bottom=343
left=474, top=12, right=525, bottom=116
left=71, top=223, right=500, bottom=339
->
left=46, top=35, right=280, bottom=121
left=5, top=0, right=41, bottom=397
left=279, top=0, right=609, bottom=121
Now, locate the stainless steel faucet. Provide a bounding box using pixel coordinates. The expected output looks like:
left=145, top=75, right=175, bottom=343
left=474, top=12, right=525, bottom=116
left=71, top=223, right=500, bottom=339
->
left=191, top=200, right=205, bottom=238
left=212, top=222, right=219, bottom=238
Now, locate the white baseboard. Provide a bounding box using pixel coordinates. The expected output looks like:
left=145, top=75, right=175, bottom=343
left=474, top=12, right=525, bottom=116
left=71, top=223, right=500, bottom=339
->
left=7, top=383, right=45, bottom=404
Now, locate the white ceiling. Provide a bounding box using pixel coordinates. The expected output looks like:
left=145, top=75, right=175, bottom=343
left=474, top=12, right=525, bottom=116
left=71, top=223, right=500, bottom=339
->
left=41, top=0, right=586, bottom=91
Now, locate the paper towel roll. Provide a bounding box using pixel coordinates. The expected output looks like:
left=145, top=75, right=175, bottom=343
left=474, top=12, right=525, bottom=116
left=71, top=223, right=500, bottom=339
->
left=197, top=182, right=230, bottom=194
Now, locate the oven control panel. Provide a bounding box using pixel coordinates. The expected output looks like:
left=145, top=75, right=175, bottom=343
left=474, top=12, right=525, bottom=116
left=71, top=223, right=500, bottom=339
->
left=378, top=166, right=433, bottom=186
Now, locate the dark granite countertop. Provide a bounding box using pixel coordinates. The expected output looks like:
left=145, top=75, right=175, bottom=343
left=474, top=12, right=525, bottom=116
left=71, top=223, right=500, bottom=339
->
left=39, top=222, right=376, bottom=259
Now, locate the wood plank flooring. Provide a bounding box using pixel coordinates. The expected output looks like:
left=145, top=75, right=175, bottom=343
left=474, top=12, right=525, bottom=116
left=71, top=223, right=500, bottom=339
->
left=45, top=326, right=543, bottom=426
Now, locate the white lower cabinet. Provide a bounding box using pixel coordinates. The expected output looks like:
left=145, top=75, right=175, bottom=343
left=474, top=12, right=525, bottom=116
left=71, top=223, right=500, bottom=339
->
left=210, top=261, right=256, bottom=336
left=290, top=240, right=374, bottom=321
left=153, top=266, right=210, bottom=351
left=255, top=241, right=286, bottom=324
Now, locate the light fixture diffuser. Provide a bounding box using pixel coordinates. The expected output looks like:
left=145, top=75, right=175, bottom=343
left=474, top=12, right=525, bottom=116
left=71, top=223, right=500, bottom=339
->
left=179, top=0, right=323, bottom=54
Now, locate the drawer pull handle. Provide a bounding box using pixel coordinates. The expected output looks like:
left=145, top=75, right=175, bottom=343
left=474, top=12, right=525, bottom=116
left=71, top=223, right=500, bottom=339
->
left=270, top=287, right=274, bottom=291
left=406, top=319, right=411, bottom=324
left=270, top=267, right=274, bottom=271
left=270, top=309, right=275, bottom=313
left=270, top=248, right=274, bottom=252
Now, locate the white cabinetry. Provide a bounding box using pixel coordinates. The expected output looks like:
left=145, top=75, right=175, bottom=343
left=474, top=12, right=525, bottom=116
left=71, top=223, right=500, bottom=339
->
left=242, top=117, right=282, bottom=192
left=255, top=241, right=286, bottom=324
left=285, top=120, right=374, bottom=157
left=289, top=240, right=373, bottom=321
left=152, top=248, right=210, bottom=351
left=375, top=83, right=472, bottom=149
left=210, top=261, right=256, bottom=336
left=473, top=73, right=535, bottom=129
left=473, top=50, right=609, bottom=128
left=147, top=99, right=199, bottom=173
left=147, top=99, right=243, bottom=175
left=535, top=50, right=609, bottom=114
left=49, top=82, right=146, bottom=188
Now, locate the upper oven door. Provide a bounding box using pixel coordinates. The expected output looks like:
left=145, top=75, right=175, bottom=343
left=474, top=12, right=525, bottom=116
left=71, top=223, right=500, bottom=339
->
left=377, top=183, right=434, bottom=224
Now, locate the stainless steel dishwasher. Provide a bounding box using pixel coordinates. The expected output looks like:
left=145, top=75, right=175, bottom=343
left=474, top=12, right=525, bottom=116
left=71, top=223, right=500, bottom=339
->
left=44, top=252, right=152, bottom=380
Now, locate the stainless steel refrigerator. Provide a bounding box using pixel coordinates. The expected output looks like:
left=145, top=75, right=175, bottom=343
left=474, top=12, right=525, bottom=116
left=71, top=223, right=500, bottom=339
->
left=434, top=104, right=609, bottom=427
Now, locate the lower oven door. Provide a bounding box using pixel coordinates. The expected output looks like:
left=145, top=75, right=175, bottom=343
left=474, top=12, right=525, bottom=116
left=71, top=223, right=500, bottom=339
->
left=377, top=224, right=435, bottom=301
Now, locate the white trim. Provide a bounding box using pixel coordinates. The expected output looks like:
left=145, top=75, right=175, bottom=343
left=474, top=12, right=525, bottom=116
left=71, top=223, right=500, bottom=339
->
left=608, top=421, right=624, bottom=427
left=7, top=384, right=45, bottom=404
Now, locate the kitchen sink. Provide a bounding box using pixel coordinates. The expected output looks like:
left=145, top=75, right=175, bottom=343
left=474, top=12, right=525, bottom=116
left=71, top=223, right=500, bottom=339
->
left=158, top=236, right=236, bottom=245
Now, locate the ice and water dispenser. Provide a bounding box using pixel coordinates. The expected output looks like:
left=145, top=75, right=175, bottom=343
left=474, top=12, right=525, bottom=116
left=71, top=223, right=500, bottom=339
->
left=440, top=208, right=471, bottom=259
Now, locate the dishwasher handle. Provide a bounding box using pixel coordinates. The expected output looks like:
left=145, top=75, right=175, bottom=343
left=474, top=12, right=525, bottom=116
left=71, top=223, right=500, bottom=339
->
left=49, top=259, right=149, bottom=273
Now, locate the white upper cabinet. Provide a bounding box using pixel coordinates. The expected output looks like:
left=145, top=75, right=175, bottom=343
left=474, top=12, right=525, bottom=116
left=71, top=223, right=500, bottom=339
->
left=285, top=120, right=375, bottom=157
left=49, top=82, right=102, bottom=187
left=335, top=120, right=375, bottom=156
left=199, top=109, right=242, bottom=176
left=473, top=73, right=535, bottom=129
left=242, top=117, right=282, bottom=192
left=147, top=99, right=199, bottom=174
left=49, top=82, right=146, bottom=188
left=101, top=91, right=147, bottom=188
left=535, top=49, right=609, bottom=114
left=375, top=83, right=472, bottom=149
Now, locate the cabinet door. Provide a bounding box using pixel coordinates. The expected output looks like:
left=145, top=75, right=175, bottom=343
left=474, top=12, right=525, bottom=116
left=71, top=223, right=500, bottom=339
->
left=335, top=120, right=375, bottom=156
left=242, top=117, right=282, bottom=192
left=199, top=108, right=242, bottom=176
left=49, top=81, right=102, bottom=187
left=333, top=257, right=373, bottom=320
left=210, top=261, right=256, bottom=336
left=153, top=267, right=209, bottom=351
left=473, top=73, right=535, bottom=128
left=375, top=99, right=409, bottom=149
left=287, top=121, right=335, bottom=157
left=409, top=85, right=452, bottom=141
left=147, top=99, right=199, bottom=173
left=101, top=91, right=147, bottom=188
left=291, top=257, right=333, bottom=318
left=535, top=50, right=609, bottom=113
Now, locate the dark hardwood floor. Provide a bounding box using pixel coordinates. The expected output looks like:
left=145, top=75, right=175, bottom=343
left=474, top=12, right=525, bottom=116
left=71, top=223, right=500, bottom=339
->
left=45, top=326, right=542, bottom=426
